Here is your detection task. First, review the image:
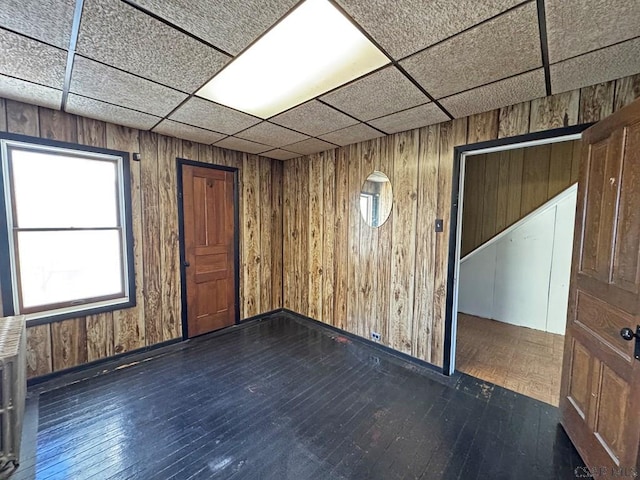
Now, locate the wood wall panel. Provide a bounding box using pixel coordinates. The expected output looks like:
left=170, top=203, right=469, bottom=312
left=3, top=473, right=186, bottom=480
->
left=281, top=75, right=640, bottom=368
left=107, top=124, right=146, bottom=353
left=462, top=140, right=579, bottom=256
left=242, top=154, right=260, bottom=317
left=308, top=154, right=323, bottom=320
left=389, top=130, right=419, bottom=354
left=0, top=98, right=283, bottom=378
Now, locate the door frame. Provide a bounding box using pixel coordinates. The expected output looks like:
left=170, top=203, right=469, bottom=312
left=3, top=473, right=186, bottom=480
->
left=176, top=158, right=241, bottom=340
left=443, top=124, right=592, bottom=375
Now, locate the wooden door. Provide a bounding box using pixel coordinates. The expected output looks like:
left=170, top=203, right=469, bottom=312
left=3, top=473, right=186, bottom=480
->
left=561, top=97, right=640, bottom=474
left=181, top=164, right=236, bottom=337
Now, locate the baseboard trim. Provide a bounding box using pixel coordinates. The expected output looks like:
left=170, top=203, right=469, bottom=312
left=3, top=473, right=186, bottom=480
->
left=280, top=308, right=448, bottom=378
left=28, top=308, right=285, bottom=390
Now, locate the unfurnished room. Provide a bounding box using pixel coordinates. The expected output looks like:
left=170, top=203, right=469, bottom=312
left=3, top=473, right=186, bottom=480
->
left=0, top=0, right=639, bottom=479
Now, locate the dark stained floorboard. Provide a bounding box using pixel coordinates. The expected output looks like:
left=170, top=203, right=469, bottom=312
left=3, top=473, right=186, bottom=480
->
left=15, top=314, right=583, bottom=479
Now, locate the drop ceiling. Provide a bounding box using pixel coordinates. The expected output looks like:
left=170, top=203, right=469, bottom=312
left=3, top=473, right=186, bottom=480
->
left=0, top=0, right=639, bottom=160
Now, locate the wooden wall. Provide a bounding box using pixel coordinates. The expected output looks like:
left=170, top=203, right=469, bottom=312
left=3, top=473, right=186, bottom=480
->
left=0, top=98, right=283, bottom=378
left=461, top=139, right=580, bottom=256
left=283, top=74, right=640, bottom=368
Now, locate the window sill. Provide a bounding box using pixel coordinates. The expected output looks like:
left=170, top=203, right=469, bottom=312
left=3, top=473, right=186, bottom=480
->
left=23, top=297, right=136, bottom=327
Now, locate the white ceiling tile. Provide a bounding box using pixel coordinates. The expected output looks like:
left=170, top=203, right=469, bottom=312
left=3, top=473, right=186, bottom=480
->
left=368, top=103, right=450, bottom=134
left=153, top=120, right=226, bottom=144
left=550, top=39, right=640, bottom=95
left=70, top=56, right=187, bottom=117
left=0, top=0, right=75, bottom=49
left=131, top=0, right=299, bottom=55
left=440, top=69, right=546, bottom=118
left=0, top=29, right=66, bottom=89
left=66, top=94, right=161, bottom=130
left=214, top=136, right=272, bottom=154
left=336, top=0, right=525, bottom=59
left=283, top=138, right=336, bottom=156
left=320, top=66, right=429, bottom=121
left=400, top=2, right=541, bottom=99
left=260, top=149, right=299, bottom=161
left=76, top=0, right=231, bottom=93
left=318, top=124, right=384, bottom=147
left=0, top=74, right=62, bottom=110
left=546, top=0, right=640, bottom=63
left=235, top=122, right=309, bottom=147
left=169, top=97, right=260, bottom=135
left=270, top=100, right=358, bottom=136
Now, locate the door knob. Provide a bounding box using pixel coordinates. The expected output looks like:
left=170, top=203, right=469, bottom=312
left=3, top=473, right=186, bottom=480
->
left=183, top=261, right=190, bottom=267
left=621, top=327, right=638, bottom=341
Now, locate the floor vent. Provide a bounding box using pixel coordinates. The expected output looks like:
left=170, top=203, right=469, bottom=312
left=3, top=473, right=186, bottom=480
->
left=0, top=316, right=26, bottom=477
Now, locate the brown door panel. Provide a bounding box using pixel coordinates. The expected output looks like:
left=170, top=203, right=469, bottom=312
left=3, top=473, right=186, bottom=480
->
left=560, top=98, right=640, bottom=474
left=182, top=163, right=236, bottom=338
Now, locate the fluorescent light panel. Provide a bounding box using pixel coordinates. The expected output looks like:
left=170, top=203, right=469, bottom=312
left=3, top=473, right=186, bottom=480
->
left=196, top=0, right=390, bottom=119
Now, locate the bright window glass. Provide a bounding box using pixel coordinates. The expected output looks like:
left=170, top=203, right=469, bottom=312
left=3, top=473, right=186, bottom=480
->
left=1, top=139, right=132, bottom=320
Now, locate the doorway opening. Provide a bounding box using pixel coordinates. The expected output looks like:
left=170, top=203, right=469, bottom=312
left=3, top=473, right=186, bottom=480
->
left=444, top=125, right=590, bottom=405
left=177, top=159, right=240, bottom=339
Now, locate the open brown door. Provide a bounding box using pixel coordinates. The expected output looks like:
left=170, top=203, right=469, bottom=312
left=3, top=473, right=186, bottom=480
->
left=181, top=163, right=236, bottom=337
left=561, top=97, right=640, bottom=474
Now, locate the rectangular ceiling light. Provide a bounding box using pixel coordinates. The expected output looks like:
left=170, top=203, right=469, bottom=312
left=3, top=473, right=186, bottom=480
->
left=196, top=0, right=390, bottom=119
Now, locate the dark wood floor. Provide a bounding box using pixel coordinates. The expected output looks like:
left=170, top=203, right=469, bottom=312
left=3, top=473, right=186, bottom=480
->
left=16, top=313, right=583, bottom=479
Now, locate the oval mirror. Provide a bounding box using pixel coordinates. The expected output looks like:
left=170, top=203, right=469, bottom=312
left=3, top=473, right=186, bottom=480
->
left=360, top=170, right=392, bottom=227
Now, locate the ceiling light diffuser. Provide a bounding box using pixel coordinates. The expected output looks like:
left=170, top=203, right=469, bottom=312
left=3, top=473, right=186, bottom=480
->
left=196, top=0, right=390, bottom=119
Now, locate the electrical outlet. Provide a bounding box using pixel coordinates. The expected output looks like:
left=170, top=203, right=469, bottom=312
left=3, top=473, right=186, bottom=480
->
left=371, top=331, right=381, bottom=342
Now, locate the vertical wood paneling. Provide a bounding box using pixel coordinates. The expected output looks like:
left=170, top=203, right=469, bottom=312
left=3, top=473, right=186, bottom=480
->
left=25, top=325, right=52, bottom=378
left=308, top=154, right=323, bottom=320
left=468, top=111, right=497, bottom=143
left=498, top=102, right=530, bottom=138
left=321, top=151, right=335, bottom=324
left=389, top=130, right=419, bottom=354
left=260, top=160, right=273, bottom=312
left=107, top=124, right=146, bottom=353
left=39, top=109, right=78, bottom=142
left=158, top=135, right=182, bottom=342
left=481, top=153, right=500, bottom=243
left=579, top=83, right=615, bottom=123
left=346, top=146, right=361, bottom=331
left=0, top=98, right=7, bottom=133
left=86, top=314, right=114, bottom=362
left=299, top=159, right=310, bottom=316
left=548, top=141, right=576, bottom=197
left=529, top=90, right=580, bottom=132
left=6, top=100, right=39, bottom=136
left=242, top=154, right=260, bottom=317
left=495, top=151, right=511, bottom=233
left=506, top=149, right=524, bottom=226
left=271, top=160, right=283, bottom=309
left=282, top=162, right=293, bottom=310
left=377, top=136, right=394, bottom=342
left=521, top=144, right=551, bottom=214
left=413, top=125, right=439, bottom=360
left=334, top=149, right=349, bottom=329
left=140, top=131, right=162, bottom=345
left=51, top=319, right=87, bottom=371
left=358, top=139, right=378, bottom=338
left=613, top=74, right=640, bottom=111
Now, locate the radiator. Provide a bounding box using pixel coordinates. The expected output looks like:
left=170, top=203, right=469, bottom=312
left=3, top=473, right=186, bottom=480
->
left=0, top=316, right=25, bottom=478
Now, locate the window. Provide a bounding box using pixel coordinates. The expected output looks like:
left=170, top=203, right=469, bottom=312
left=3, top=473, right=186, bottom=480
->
left=0, top=134, right=135, bottom=323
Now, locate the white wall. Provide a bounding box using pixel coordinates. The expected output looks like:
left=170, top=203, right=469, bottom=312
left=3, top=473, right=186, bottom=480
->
left=458, top=185, right=577, bottom=334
